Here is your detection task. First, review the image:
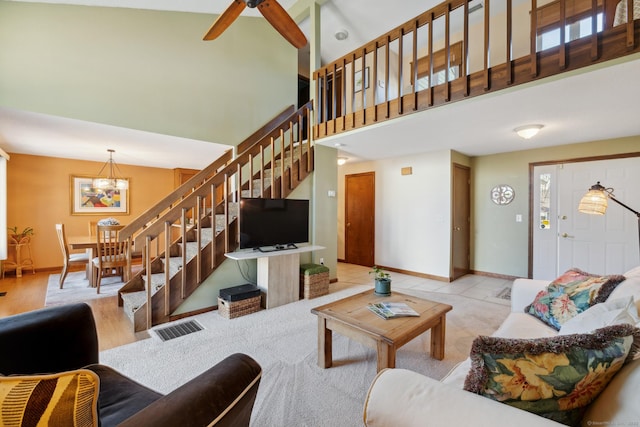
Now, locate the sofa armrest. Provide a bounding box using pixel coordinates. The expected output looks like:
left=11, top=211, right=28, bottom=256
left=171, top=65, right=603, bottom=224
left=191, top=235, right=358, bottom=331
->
left=511, top=278, right=549, bottom=313
left=119, top=353, right=262, bottom=427
left=363, top=369, right=563, bottom=427
left=0, top=303, right=99, bottom=375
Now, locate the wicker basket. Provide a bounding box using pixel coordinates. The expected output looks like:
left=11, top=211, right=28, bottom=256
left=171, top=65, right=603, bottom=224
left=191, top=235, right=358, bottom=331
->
left=218, top=295, right=261, bottom=319
left=299, top=263, right=330, bottom=299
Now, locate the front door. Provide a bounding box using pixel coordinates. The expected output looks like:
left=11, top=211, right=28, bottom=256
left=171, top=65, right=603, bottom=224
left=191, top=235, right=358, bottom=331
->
left=532, top=156, right=640, bottom=279
left=345, top=172, right=375, bottom=267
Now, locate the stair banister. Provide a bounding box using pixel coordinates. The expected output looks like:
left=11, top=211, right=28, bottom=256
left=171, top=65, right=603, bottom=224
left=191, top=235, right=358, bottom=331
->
left=122, top=101, right=313, bottom=331
left=119, top=150, right=232, bottom=243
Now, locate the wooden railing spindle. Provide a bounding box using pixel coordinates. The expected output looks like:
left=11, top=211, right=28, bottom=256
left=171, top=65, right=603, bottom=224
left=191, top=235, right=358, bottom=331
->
left=445, top=4, right=451, bottom=101
left=332, top=63, right=337, bottom=134
left=352, top=53, right=357, bottom=127
left=463, top=1, right=469, bottom=96
left=484, top=0, right=491, bottom=89
left=531, top=0, right=539, bottom=77
left=428, top=14, right=434, bottom=106
left=164, top=222, right=171, bottom=316
left=342, top=58, right=347, bottom=130
left=507, top=0, right=513, bottom=84
left=373, top=43, right=379, bottom=121
left=361, top=48, right=367, bottom=124
left=412, top=21, right=419, bottom=110
left=398, top=31, right=404, bottom=114
left=385, top=37, right=391, bottom=117
left=560, top=0, right=567, bottom=69
left=627, top=0, right=635, bottom=47
left=591, top=0, right=598, bottom=59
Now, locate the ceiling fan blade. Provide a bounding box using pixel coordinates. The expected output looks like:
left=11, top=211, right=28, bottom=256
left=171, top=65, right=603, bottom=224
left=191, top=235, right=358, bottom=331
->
left=203, top=0, right=246, bottom=41
left=257, top=0, right=308, bottom=49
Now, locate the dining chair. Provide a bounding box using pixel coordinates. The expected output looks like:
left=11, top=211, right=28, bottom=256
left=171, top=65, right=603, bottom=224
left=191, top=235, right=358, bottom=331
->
left=92, top=224, right=128, bottom=293
left=55, top=223, right=91, bottom=288
left=88, top=221, right=98, bottom=237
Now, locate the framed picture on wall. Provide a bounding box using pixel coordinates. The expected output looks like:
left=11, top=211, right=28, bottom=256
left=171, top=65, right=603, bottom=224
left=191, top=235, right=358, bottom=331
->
left=355, top=67, right=370, bottom=92
left=70, top=175, right=129, bottom=215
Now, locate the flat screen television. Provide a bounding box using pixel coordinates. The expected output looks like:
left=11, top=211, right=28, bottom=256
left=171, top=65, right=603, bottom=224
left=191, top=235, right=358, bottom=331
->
left=239, top=198, right=310, bottom=251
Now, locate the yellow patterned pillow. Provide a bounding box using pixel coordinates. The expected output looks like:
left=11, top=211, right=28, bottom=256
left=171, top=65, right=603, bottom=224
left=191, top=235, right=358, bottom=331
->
left=0, top=369, right=99, bottom=427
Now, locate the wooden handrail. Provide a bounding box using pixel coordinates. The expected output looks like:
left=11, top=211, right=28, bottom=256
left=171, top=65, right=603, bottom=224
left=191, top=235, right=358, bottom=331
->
left=132, top=101, right=313, bottom=249
left=236, top=105, right=296, bottom=156
left=312, top=0, right=640, bottom=140
left=119, top=151, right=232, bottom=241
left=119, top=105, right=305, bottom=243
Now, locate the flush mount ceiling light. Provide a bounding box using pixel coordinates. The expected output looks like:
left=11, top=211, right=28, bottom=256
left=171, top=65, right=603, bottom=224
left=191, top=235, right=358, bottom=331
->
left=334, top=29, right=349, bottom=41
left=514, top=124, right=544, bottom=139
left=337, top=157, right=348, bottom=166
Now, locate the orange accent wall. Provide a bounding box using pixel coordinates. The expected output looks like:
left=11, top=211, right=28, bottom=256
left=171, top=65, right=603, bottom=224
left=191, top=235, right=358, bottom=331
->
left=6, top=153, right=175, bottom=270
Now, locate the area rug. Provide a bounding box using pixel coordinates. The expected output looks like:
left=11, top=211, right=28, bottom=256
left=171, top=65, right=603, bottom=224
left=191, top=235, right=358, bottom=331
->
left=45, top=271, right=123, bottom=306
left=100, top=285, right=510, bottom=427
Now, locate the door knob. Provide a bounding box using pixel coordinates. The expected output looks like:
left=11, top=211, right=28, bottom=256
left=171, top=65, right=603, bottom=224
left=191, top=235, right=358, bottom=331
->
left=561, top=232, right=574, bottom=238
left=346, top=223, right=351, bottom=227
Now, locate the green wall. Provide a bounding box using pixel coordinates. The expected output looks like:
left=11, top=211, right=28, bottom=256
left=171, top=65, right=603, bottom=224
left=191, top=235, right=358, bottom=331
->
left=472, top=136, right=640, bottom=278
left=0, top=2, right=298, bottom=145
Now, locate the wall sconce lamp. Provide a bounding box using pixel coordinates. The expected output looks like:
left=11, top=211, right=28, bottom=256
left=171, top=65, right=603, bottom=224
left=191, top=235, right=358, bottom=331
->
left=337, top=157, right=348, bottom=166
left=514, top=124, right=544, bottom=139
left=578, top=181, right=640, bottom=260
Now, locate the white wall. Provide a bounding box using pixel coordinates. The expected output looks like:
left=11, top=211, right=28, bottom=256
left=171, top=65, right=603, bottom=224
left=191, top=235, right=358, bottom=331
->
left=338, top=150, right=452, bottom=278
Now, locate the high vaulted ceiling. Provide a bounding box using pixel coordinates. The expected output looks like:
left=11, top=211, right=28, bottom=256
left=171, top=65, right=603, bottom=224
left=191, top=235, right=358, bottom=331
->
left=1, top=0, right=639, bottom=168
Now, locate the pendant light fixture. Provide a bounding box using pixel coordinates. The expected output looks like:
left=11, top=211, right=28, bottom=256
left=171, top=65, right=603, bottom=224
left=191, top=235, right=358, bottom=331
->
left=93, top=149, right=128, bottom=190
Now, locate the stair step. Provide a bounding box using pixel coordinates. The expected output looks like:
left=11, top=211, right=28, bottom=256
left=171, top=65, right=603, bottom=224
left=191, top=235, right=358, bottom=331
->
left=121, top=291, right=147, bottom=322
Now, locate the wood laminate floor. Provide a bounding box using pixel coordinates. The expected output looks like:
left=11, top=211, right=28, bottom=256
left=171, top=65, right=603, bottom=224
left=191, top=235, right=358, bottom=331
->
left=0, top=268, right=147, bottom=351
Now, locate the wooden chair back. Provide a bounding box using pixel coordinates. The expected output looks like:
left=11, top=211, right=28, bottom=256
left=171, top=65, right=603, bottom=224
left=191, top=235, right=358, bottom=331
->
left=94, top=224, right=128, bottom=292
left=55, top=223, right=70, bottom=260
left=96, top=224, right=127, bottom=264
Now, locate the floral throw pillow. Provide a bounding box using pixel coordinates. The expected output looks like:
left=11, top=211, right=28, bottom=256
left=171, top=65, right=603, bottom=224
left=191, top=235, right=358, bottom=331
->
left=463, top=324, right=640, bottom=426
left=525, top=269, right=626, bottom=330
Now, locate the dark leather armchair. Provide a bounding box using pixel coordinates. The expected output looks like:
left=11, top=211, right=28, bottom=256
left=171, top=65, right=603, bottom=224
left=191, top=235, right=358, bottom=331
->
left=0, top=303, right=262, bottom=427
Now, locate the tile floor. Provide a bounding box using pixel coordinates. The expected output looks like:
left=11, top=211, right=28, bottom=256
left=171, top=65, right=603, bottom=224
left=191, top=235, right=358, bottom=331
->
left=334, top=262, right=513, bottom=307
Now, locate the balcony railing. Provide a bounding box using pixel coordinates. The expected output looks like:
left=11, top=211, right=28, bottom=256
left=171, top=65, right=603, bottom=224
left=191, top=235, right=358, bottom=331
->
left=312, top=0, right=639, bottom=139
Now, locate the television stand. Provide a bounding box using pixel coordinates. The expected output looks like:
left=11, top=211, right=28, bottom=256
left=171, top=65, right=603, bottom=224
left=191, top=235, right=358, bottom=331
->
left=255, top=243, right=299, bottom=253
left=225, top=245, right=325, bottom=309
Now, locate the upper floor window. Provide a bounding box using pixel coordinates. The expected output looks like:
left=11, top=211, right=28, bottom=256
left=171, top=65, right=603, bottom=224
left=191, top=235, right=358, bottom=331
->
left=537, top=13, right=604, bottom=51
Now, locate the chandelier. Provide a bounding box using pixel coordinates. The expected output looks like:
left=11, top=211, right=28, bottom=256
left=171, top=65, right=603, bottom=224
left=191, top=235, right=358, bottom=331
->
left=93, top=149, right=128, bottom=190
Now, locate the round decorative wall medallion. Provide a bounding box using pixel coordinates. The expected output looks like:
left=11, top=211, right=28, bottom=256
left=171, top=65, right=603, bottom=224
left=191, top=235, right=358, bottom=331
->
left=491, top=184, right=515, bottom=205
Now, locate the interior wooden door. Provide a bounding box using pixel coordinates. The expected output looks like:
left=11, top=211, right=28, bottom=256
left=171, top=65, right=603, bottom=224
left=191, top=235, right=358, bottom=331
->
left=452, top=164, right=471, bottom=280
left=345, top=172, right=375, bottom=267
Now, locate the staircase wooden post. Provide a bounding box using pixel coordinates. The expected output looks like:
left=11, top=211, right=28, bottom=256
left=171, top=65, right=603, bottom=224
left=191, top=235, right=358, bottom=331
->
left=145, top=235, right=152, bottom=330
left=164, top=222, right=171, bottom=316
left=196, top=197, right=202, bottom=285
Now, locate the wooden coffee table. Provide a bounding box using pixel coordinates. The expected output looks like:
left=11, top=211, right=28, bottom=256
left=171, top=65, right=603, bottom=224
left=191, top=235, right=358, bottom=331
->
left=311, top=289, right=452, bottom=373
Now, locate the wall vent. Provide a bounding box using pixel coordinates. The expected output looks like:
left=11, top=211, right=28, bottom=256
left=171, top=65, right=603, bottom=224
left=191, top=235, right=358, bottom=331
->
left=154, top=320, right=203, bottom=342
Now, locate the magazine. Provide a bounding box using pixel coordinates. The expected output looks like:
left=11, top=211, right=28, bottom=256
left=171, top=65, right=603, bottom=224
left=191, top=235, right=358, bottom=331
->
left=367, top=302, right=419, bottom=320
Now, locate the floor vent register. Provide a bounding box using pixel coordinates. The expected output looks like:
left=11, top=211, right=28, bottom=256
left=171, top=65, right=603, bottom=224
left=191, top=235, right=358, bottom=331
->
left=154, top=320, right=203, bottom=342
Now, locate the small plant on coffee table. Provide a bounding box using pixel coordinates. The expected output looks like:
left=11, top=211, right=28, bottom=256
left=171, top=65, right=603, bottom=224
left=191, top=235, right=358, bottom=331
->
left=370, top=266, right=392, bottom=296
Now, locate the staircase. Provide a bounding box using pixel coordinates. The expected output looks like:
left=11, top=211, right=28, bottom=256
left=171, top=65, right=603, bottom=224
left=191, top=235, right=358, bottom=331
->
left=117, top=102, right=314, bottom=332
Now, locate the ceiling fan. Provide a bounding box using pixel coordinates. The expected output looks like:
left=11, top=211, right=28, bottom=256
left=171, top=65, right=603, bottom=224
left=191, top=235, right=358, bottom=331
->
left=203, top=0, right=308, bottom=49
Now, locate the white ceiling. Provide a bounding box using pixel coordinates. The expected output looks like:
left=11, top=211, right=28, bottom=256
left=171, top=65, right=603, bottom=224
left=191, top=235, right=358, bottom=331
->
left=1, top=0, right=639, bottom=168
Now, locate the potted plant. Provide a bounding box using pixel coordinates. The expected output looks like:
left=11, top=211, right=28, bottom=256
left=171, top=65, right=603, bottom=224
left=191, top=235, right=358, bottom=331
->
left=370, top=266, right=391, bottom=296
left=7, top=226, right=34, bottom=244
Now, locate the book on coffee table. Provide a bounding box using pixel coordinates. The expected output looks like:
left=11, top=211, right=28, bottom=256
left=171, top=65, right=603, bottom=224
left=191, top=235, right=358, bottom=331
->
left=367, top=302, right=419, bottom=319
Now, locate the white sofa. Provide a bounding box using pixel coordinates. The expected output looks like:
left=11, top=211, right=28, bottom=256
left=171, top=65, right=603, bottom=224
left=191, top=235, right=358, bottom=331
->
left=363, top=267, right=640, bottom=427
